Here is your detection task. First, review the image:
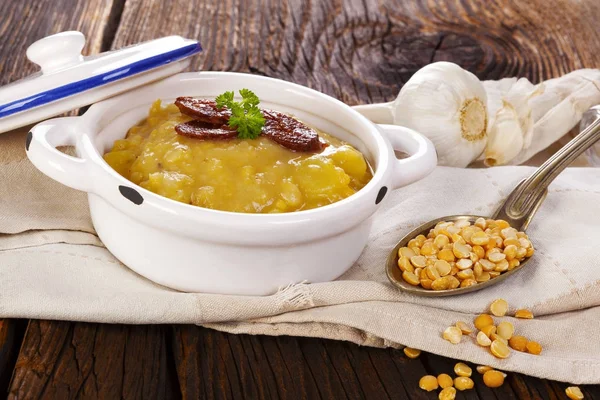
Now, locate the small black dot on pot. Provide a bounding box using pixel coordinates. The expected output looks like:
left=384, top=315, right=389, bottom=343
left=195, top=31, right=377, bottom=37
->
left=119, top=185, right=144, bottom=205
left=376, top=186, right=388, bottom=205
left=25, top=132, right=32, bottom=151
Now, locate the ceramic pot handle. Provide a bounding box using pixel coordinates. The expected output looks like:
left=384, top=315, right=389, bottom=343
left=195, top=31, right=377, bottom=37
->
left=26, top=117, right=92, bottom=192
left=377, top=124, right=437, bottom=190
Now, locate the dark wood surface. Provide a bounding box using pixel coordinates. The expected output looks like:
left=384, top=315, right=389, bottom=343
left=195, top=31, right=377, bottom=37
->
left=1, top=0, right=600, bottom=398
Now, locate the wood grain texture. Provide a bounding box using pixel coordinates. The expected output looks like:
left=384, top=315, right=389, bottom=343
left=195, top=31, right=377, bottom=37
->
left=111, top=0, right=600, bottom=106
left=0, top=0, right=115, bottom=85
left=7, top=321, right=179, bottom=399
left=0, top=320, right=26, bottom=395
left=2, top=0, right=600, bottom=398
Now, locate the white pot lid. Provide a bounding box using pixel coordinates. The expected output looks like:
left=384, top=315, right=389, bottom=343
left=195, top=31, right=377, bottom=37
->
left=0, top=31, right=201, bottom=133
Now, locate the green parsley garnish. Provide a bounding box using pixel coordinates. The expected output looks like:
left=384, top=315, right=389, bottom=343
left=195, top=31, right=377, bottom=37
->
left=215, top=89, right=265, bottom=139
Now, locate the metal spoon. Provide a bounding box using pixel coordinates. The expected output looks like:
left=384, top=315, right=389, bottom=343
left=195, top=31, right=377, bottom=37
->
left=386, top=112, right=600, bottom=296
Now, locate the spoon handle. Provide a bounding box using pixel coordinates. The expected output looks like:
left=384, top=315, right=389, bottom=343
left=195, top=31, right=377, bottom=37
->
left=493, top=112, right=600, bottom=231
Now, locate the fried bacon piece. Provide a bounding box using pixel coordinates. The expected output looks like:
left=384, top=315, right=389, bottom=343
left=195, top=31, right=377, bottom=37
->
left=174, top=97, right=326, bottom=152
left=261, top=110, right=327, bottom=152
left=175, top=97, right=231, bottom=125
left=175, top=120, right=238, bottom=140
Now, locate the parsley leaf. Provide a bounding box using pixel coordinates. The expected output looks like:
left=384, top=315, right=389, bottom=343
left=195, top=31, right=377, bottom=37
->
left=215, top=89, right=265, bottom=139
left=215, top=91, right=234, bottom=109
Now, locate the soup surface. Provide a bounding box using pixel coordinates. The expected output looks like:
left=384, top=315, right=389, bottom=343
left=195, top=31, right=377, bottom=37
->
left=104, top=100, right=372, bottom=213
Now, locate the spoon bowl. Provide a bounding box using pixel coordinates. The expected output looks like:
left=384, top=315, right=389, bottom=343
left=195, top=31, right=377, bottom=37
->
left=386, top=215, right=533, bottom=296
left=387, top=111, right=600, bottom=296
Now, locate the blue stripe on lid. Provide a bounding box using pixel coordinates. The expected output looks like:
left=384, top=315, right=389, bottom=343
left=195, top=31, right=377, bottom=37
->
left=0, top=42, right=202, bottom=119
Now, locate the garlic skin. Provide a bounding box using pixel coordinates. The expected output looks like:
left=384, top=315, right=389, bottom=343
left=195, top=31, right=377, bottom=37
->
left=391, top=62, right=488, bottom=167
left=509, top=69, right=600, bottom=165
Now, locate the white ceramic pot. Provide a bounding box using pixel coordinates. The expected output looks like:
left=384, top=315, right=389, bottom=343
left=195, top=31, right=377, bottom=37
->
left=26, top=72, right=437, bottom=295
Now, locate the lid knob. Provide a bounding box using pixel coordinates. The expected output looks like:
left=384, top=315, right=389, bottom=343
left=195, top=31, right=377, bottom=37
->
left=26, top=31, right=85, bottom=74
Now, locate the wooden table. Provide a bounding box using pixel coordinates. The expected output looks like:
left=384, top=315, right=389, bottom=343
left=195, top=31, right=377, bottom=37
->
left=1, top=0, right=599, bottom=398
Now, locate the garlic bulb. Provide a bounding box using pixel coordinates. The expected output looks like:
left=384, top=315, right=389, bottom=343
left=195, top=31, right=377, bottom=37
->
left=391, top=62, right=488, bottom=167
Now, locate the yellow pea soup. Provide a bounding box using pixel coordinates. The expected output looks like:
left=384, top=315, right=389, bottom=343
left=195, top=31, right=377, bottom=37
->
left=103, top=100, right=373, bottom=213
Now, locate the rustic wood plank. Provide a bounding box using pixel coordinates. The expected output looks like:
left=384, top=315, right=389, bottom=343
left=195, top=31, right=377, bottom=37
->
left=112, top=0, right=600, bottom=106
left=0, top=0, right=116, bottom=85
left=0, top=320, right=27, bottom=395
left=7, top=321, right=180, bottom=399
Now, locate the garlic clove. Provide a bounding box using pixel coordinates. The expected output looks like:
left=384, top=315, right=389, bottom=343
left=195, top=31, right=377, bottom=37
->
left=391, top=62, right=488, bottom=167
left=484, top=79, right=542, bottom=166
left=484, top=101, right=525, bottom=166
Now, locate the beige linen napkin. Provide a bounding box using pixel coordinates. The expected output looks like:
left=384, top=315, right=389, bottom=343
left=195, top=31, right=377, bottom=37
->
left=1, top=130, right=600, bottom=384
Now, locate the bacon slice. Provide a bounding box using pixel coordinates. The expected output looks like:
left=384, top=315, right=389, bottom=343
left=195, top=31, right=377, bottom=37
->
left=261, top=110, right=326, bottom=152
left=175, top=97, right=231, bottom=125
left=175, top=120, right=238, bottom=140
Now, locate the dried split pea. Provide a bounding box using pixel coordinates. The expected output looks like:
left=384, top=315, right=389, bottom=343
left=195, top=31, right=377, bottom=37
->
left=526, top=341, right=542, bottom=355
left=566, top=386, right=585, bottom=400
left=454, top=362, right=472, bottom=377
left=397, top=257, right=414, bottom=273
left=477, top=331, right=492, bottom=346
left=490, top=339, right=511, bottom=359
left=474, top=314, right=494, bottom=330
left=398, top=247, right=416, bottom=259
left=437, top=373, right=453, bottom=389
left=426, top=265, right=441, bottom=280
left=494, top=259, right=509, bottom=272
left=438, top=249, right=456, bottom=262
left=456, top=269, right=474, bottom=280
left=475, top=217, right=487, bottom=229
left=435, top=260, right=452, bottom=276
left=419, top=375, right=439, bottom=391
left=480, top=259, right=496, bottom=271
left=432, top=277, right=449, bottom=291
left=453, top=242, right=471, bottom=259
left=456, top=258, right=473, bottom=270
left=483, top=370, right=506, bottom=387
left=488, top=252, right=506, bottom=263
left=508, top=259, right=520, bottom=270
left=476, top=365, right=492, bottom=374
left=481, top=324, right=496, bottom=338
left=508, top=335, right=528, bottom=352
left=455, top=321, right=473, bottom=334
left=443, top=326, right=462, bottom=344
left=438, top=387, right=456, bottom=400
left=421, top=241, right=437, bottom=256
left=490, top=299, right=508, bottom=316
left=402, top=271, right=420, bottom=286
left=515, top=309, right=534, bottom=319
left=460, top=278, right=477, bottom=288
left=490, top=333, right=508, bottom=345
left=403, top=347, right=421, bottom=359
left=497, top=321, right=515, bottom=340
left=434, top=234, right=450, bottom=249
left=475, top=272, right=491, bottom=282
left=411, top=255, right=427, bottom=268
left=454, top=376, right=474, bottom=391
